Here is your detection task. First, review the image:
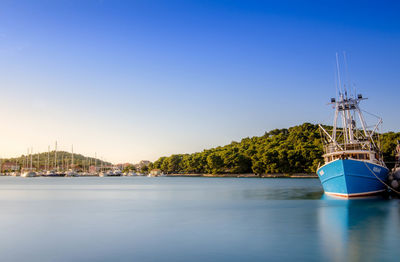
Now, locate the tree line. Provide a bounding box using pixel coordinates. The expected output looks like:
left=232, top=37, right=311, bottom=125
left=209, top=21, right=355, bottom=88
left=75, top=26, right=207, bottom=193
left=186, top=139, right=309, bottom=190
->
left=149, top=123, right=400, bottom=174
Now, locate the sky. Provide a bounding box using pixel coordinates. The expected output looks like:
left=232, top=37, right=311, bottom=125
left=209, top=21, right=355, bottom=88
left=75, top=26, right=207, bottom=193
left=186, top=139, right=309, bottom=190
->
left=0, top=0, right=399, bottom=163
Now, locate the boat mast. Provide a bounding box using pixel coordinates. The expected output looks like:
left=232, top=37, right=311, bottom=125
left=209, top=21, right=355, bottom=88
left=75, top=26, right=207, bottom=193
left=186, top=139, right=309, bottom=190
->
left=336, top=53, right=349, bottom=145
left=356, top=107, right=369, bottom=138
left=343, top=52, right=355, bottom=143
left=47, top=146, right=50, bottom=171
left=54, top=141, right=57, bottom=171
left=332, top=104, right=339, bottom=142
left=26, top=148, right=29, bottom=169
left=71, top=145, right=74, bottom=171
left=329, top=53, right=384, bottom=155
left=30, top=147, right=33, bottom=170
left=37, top=152, right=40, bottom=171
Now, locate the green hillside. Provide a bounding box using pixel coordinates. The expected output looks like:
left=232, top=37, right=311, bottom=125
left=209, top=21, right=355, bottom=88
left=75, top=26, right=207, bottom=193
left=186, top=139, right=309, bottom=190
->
left=150, top=123, right=400, bottom=174
left=1, top=151, right=111, bottom=171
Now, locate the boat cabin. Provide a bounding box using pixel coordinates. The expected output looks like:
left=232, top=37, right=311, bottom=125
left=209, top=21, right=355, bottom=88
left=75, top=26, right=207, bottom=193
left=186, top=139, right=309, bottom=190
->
left=323, top=151, right=380, bottom=164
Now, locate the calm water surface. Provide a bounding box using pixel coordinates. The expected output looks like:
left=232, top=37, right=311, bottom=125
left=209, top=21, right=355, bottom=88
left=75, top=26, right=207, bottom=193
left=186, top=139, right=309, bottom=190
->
left=0, top=177, right=399, bottom=262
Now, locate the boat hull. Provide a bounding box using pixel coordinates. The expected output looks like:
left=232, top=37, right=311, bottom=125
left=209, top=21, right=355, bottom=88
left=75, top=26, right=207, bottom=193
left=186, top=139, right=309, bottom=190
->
left=317, top=159, right=389, bottom=197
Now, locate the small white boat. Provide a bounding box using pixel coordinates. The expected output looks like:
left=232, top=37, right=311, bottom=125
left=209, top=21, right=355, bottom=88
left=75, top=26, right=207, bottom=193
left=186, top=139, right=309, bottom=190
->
left=46, top=170, right=55, bottom=176
left=21, top=171, right=37, bottom=177
left=65, top=170, right=79, bottom=177
left=99, top=172, right=107, bottom=177
left=43, top=170, right=66, bottom=177
left=11, top=172, right=20, bottom=177
left=148, top=169, right=163, bottom=177
left=112, top=170, right=122, bottom=176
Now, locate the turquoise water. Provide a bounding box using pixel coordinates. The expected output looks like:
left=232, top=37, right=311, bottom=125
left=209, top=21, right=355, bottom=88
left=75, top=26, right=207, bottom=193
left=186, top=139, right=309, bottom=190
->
left=0, top=177, right=399, bottom=262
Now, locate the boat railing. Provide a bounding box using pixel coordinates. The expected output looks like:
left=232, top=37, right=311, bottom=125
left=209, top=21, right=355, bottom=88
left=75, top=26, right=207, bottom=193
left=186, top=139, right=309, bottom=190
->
left=324, top=142, right=371, bottom=154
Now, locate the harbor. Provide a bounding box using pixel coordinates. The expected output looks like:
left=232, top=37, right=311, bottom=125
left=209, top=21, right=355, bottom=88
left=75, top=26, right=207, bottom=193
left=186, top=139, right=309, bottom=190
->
left=0, top=176, right=399, bottom=261
left=1, top=1, right=400, bottom=261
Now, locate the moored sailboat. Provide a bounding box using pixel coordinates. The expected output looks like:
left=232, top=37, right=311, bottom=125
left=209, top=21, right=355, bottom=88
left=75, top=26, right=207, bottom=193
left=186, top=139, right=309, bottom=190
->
left=21, top=148, right=37, bottom=177
left=65, top=145, right=79, bottom=177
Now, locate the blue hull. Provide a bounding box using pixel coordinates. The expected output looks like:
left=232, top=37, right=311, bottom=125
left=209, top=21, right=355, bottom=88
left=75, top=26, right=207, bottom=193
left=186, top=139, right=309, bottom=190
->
left=317, top=159, right=389, bottom=197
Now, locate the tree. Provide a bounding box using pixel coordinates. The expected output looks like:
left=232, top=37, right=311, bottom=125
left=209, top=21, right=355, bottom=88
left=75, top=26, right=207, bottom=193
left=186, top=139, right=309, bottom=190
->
left=122, top=164, right=136, bottom=173
left=141, top=165, right=149, bottom=173
left=149, top=123, right=400, bottom=175
left=206, top=153, right=224, bottom=174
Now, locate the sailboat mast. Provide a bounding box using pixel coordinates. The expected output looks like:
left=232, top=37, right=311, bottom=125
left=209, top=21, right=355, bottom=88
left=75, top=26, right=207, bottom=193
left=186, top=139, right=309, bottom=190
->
left=54, top=141, right=57, bottom=171
left=26, top=148, right=29, bottom=169
left=71, top=145, right=74, bottom=171
left=47, top=146, right=50, bottom=171
left=30, top=148, right=33, bottom=170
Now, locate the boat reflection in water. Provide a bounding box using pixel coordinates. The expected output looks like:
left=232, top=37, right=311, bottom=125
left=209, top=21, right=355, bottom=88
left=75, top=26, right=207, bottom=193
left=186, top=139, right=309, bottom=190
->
left=318, top=194, right=400, bottom=261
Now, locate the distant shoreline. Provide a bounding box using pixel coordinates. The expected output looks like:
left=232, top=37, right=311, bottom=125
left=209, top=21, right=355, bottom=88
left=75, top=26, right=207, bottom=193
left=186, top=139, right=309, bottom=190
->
left=165, top=173, right=318, bottom=178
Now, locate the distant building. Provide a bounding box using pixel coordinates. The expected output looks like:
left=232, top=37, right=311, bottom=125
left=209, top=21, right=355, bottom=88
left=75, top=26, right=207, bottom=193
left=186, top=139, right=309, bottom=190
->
left=150, top=169, right=161, bottom=177
left=89, top=165, right=100, bottom=173
left=1, top=162, right=20, bottom=172
left=122, top=163, right=132, bottom=168
left=114, top=163, right=132, bottom=170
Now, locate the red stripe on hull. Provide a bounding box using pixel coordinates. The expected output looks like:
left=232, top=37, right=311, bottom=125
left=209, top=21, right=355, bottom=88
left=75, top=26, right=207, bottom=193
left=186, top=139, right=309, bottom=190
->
left=325, top=189, right=386, bottom=198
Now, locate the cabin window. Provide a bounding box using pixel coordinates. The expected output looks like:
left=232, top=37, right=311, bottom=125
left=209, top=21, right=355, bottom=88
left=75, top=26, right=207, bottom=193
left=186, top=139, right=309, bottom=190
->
left=349, top=154, right=357, bottom=159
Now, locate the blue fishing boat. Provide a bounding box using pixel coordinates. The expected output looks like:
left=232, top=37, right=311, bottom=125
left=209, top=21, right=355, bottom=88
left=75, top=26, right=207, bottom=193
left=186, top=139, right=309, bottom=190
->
left=317, top=55, right=389, bottom=198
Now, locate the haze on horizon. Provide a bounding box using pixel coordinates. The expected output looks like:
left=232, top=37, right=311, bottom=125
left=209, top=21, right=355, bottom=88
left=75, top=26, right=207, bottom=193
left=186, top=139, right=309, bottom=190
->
left=0, top=0, right=399, bottom=163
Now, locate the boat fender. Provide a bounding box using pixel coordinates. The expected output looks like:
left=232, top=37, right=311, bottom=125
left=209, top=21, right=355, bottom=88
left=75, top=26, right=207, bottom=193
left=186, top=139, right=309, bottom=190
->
left=363, top=161, right=400, bottom=195
left=393, top=169, right=400, bottom=180
left=391, top=180, right=399, bottom=189
left=388, top=175, right=394, bottom=182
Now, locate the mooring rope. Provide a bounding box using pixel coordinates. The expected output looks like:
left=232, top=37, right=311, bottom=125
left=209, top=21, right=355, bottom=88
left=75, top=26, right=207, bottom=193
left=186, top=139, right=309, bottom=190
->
left=363, top=161, right=400, bottom=195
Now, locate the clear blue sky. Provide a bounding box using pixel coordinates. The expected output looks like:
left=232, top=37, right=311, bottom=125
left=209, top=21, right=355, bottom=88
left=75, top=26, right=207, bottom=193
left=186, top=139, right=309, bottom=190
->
left=0, top=0, right=399, bottom=163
